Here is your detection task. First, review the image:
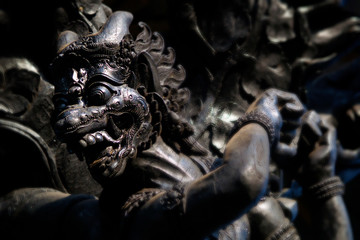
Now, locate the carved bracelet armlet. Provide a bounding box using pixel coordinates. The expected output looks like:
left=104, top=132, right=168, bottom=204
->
left=159, top=184, right=185, bottom=214
left=121, top=188, right=165, bottom=217
left=304, top=176, right=345, bottom=202
left=232, top=111, right=276, bottom=147
left=266, top=220, right=299, bottom=240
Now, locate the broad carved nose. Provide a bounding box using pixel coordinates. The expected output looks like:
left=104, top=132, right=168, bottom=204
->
left=54, top=106, right=106, bottom=139
left=54, top=108, right=84, bottom=134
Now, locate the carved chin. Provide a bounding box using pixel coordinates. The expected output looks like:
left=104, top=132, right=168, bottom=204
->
left=84, top=143, right=136, bottom=181
left=76, top=126, right=138, bottom=182
left=75, top=114, right=142, bottom=182
left=73, top=112, right=151, bottom=184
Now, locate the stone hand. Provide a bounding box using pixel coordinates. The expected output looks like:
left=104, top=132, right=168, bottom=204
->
left=296, top=112, right=338, bottom=186
left=245, top=88, right=305, bottom=160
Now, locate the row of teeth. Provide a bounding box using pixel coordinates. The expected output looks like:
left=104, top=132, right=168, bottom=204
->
left=78, top=131, right=120, bottom=148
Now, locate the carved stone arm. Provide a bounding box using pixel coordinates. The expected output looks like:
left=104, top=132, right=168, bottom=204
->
left=126, top=123, right=270, bottom=239
left=247, top=197, right=300, bottom=240
left=294, top=112, right=353, bottom=240
left=124, top=88, right=305, bottom=239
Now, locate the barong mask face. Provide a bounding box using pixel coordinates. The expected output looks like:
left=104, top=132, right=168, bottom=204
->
left=52, top=11, right=189, bottom=185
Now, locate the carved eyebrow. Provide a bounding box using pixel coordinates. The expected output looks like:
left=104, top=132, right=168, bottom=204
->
left=86, top=75, right=126, bottom=88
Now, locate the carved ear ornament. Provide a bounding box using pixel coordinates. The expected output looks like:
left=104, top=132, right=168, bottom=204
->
left=133, top=22, right=212, bottom=158
left=133, top=22, right=188, bottom=110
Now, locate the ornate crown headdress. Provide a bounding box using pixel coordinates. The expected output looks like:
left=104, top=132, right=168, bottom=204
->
left=52, top=11, right=136, bottom=86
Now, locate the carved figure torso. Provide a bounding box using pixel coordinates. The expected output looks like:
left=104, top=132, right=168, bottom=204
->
left=135, top=137, right=208, bottom=189
left=0, top=3, right=355, bottom=240
left=50, top=11, right=253, bottom=239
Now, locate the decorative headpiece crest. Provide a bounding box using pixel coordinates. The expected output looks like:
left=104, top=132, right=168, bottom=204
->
left=53, top=11, right=136, bottom=85
left=133, top=22, right=189, bottom=113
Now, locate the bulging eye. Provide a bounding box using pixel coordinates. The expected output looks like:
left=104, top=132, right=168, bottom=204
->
left=87, top=85, right=112, bottom=105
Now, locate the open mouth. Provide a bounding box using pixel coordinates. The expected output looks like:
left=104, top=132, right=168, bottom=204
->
left=107, top=113, right=135, bottom=140
left=76, top=112, right=139, bottom=179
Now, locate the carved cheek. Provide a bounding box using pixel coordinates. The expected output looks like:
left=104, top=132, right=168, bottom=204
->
left=107, top=95, right=124, bottom=110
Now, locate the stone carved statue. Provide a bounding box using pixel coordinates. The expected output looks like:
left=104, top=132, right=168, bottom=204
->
left=0, top=1, right=356, bottom=240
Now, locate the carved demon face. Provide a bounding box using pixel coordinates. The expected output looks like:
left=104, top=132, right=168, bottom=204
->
left=53, top=65, right=152, bottom=183
left=50, top=12, right=159, bottom=184
left=52, top=11, right=190, bottom=184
